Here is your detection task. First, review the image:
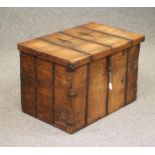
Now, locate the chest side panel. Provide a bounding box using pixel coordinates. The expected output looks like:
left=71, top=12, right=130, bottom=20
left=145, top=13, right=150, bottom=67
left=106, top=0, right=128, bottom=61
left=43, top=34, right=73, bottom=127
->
left=20, top=52, right=55, bottom=123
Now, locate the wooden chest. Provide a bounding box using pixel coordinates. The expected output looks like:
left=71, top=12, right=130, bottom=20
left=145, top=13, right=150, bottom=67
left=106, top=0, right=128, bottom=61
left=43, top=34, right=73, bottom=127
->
left=17, top=22, right=145, bottom=133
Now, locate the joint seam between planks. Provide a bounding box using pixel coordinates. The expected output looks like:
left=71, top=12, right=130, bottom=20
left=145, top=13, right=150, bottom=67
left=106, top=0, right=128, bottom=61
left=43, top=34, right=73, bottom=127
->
left=59, top=31, right=113, bottom=49
left=52, top=63, right=55, bottom=124
left=106, top=56, right=112, bottom=115
left=81, top=26, right=132, bottom=42
left=34, top=56, right=38, bottom=117
left=124, top=50, right=129, bottom=105
left=85, top=64, right=90, bottom=125
left=38, top=38, right=92, bottom=56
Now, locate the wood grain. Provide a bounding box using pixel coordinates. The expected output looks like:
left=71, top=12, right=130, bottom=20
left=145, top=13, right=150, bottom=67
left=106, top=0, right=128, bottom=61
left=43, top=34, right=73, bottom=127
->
left=36, top=59, right=53, bottom=123
left=63, top=27, right=130, bottom=50
left=40, top=32, right=111, bottom=61
left=20, top=52, right=35, bottom=77
left=126, top=44, right=140, bottom=104
left=18, top=39, right=90, bottom=67
left=18, top=22, right=145, bottom=134
left=54, top=64, right=87, bottom=133
left=108, top=51, right=127, bottom=113
left=87, top=58, right=107, bottom=124
left=20, top=53, right=36, bottom=116
left=83, top=22, right=145, bottom=45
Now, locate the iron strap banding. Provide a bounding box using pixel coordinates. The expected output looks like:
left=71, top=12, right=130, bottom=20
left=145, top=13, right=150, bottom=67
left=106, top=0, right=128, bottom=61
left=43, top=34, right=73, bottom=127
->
left=81, top=26, right=133, bottom=43
left=34, top=56, right=38, bottom=117
left=59, top=31, right=113, bottom=49
left=52, top=63, right=55, bottom=124
left=38, top=38, right=92, bottom=56
left=38, top=38, right=96, bottom=66
left=124, top=50, right=129, bottom=106
left=105, top=56, right=112, bottom=115
left=85, top=64, right=90, bottom=126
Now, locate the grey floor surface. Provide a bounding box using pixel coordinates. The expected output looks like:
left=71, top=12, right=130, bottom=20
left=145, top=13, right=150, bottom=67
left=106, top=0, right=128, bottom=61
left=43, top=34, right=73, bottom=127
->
left=0, top=8, right=155, bottom=147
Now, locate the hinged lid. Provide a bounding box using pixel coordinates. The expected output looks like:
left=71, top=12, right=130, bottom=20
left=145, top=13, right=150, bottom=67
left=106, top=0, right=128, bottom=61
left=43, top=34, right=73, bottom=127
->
left=18, top=22, right=145, bottom=70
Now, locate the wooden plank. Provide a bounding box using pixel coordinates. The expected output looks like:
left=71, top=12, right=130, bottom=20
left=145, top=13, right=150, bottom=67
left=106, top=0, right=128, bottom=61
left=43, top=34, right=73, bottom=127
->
left=21, top=76, right=36, bottom=116
left=87, top=58, right=107, bottom=124
left=20, top=53, right=36, bottom=116
left=54, top=65, right=69, bottom=113
left=128, top=44, right=140, bottom=62
left=37, top=58, right=53, bottom=82
left=20, top=52, right=35, bottom=77
left=71, top=65, right=87, bottom=114
left=63, top=27, right=131, bottom=50
left=108, top=51, right=127, bottom=113
left=36, top=58, right=53, bottom=123
left=54, top=64, right=87, bottom=133
left=126, top=45, right=140, bottom=104
left=111, top=50, right=127, bottom=69
left=83, top=22, right=145, bottom=45
left=126, top=64, right=138, bottom=104
left=36, top=82, right=53, bottom=123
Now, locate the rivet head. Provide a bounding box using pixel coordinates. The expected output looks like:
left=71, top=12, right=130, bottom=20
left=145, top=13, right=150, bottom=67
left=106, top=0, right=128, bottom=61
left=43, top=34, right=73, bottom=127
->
left=66, top=63, right=77, bottom=72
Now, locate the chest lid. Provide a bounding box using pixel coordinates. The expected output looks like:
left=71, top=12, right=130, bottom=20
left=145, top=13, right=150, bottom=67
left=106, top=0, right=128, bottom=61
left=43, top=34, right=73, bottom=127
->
left=18, top=22, right=145, bottom=70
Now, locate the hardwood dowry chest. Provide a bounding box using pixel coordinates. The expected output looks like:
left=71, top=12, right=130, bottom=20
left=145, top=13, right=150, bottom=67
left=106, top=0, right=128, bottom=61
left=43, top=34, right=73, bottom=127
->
left=17, top=22, right=145, bottom=133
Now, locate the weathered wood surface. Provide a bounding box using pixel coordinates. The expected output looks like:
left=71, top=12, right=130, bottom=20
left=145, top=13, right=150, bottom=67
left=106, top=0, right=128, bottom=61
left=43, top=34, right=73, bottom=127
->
left=108, top=50, right=127, bottom=114
left=54, top=64, right=87, bottom=133
left=126, top=44, right=140, bottom=104
left=20, top=53, right=36, bottom=116
left=87, top=58, right=107, bottom=124
left=18, top=22, right=144, bottom=133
